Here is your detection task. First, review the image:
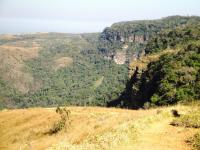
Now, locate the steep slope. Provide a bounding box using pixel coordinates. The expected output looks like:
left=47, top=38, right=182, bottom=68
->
left=114, top=23, right=200, bottom=108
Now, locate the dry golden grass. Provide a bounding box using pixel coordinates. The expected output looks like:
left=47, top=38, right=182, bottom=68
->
left=0, top=34, right=16, bottom=40
left=0, top=105, right=198, bottom=150
left=0, top=43, right=41, bottom=93
left=0, top=43, right=40, bottom=59
left=124, top=105, right=199, bottom=150
left=54, top=57, right=73, bottom=70
left=0, top=107, right=153, bottom=150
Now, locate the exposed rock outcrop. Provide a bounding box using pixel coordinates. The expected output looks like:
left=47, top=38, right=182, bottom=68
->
left=114, top=52, right=126, bottom=64
left=98, top=16, right=200, bottom=66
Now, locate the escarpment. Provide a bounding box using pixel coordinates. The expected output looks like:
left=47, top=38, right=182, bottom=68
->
left=98, top=16, right=200, bottom=65
left=106, top=16, right=200, bottom=108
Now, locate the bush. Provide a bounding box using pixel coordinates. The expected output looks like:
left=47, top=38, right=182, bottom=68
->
left=151, top=94, right=160, bottom=104
left=143, top=102, right=151, bottom=109
left=170, top=109, right=200, bottom=128
left=171, top=109, right=180, bottom=117
left=49, top=107, right=71, bottom=134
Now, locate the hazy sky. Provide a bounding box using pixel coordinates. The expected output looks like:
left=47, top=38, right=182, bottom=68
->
left=0, top=0, right=200, bottom=34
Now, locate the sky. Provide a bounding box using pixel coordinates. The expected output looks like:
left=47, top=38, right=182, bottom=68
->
left=0, top=0, right=200, bottom=34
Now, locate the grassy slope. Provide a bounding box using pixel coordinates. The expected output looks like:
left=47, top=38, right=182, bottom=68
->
left=0, top=105, right=199, bottom=150
left=0, top=36, right=41, bottom=93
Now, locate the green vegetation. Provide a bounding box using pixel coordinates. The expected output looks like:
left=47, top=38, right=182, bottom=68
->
left=116, top=24, right=200, bottom=108
left=23, top=43, right=128, bottom=107
left=145, top=24, right=200, bottom=54
left=0, top=79, right=22, bottom=109
left=0, top=33, right=128, bottom=108
left=147, top=43, right=199, bottom=105
left=144, top=26, right=200, bottom=105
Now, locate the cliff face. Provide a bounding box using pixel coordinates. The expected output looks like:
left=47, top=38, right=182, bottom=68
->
left=98, top=27, right=148, bottom=64
left=119, top=34, right=147, bottom=43
left=106, top=16, right=200, bottom=108
left=98, top=16, right=200, bottom=65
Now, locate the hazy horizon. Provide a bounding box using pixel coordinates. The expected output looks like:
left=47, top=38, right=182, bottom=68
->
left=0, top=0, right=200, bottom=34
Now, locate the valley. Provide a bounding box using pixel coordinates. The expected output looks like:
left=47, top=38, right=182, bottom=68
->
left=0, top=16, right=200, bottom=109
left=0, top=15, right=200, bottom=150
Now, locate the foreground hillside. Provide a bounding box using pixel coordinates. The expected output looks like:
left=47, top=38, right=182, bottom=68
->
left=0, top=105, right=199, bottom=150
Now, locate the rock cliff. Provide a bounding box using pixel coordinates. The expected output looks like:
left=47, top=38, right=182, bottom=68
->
left=98, top=16, right=200, bottom=65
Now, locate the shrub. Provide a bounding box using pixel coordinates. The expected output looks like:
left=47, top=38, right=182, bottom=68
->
left=49, top=106, right=71, bottom=134
left=143, top=102, right=151, bottom=109
left=151, top=94, right=160, bottom=104
left=171, top=109, right=180, bottom=117
left=170, top=109, right=200, bottom=128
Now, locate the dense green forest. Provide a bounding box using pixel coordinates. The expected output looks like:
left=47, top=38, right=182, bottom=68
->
left=0, top=33, right=128, bottom=108
left=24, top=48, right=128, bottom=107
left=113, top=24, right=200, bottom=108
left=0, top=16, right=200, bottom=109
